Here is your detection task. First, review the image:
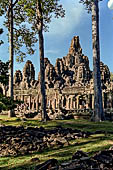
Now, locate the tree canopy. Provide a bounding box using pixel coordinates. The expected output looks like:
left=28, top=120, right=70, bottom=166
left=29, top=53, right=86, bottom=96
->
left=79, top=0, right=103, bottom=12
left=0, top=0, right=65, bottom=62
left=0, top=60, right=9, bottom=85
left=0, top=60, right=18, bottom=112
left=0, top=0, right=37, bottom=62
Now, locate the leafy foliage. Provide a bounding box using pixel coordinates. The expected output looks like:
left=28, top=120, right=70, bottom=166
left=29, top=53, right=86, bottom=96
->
left=13, top=26, right=37, bottom=62
left=0, top=60, right=18, bottom=112
left=0, top=0, right=37, bottom=62
left=0, top=0, right=65, bottom=62
left=79, top=0, right=103, bottom=12
left=17, top=0, right=65, bottom=32
left=0, top=93, right=17, bottom=112
left=110, top=72, right=113, bottom=82
left=14, top=0, right=65, bottom=61
left=0, top=60, right=9, bottom=85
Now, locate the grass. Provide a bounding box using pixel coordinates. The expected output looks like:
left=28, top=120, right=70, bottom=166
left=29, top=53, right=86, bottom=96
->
left=0, top=115, right=113, bottom=169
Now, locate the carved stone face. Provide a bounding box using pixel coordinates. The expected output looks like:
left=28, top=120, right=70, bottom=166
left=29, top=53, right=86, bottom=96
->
left=23, top=61, right=35, bottom=82
left=14, top=70, right=22, bottom=85
left=100, top=62, right=110, bottom=84
left=69, top=36, right=82, bottom=55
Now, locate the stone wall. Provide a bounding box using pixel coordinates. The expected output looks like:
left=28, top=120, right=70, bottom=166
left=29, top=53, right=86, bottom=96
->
left=9, top=36, right=113, bottom=118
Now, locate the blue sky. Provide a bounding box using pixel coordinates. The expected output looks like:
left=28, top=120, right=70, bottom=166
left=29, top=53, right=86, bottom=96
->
left=0, top=0, right=113, bottom=79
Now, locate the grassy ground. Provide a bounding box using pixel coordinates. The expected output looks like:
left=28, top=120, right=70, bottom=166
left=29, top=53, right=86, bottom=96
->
left=0, top=116, right=113, bottom=170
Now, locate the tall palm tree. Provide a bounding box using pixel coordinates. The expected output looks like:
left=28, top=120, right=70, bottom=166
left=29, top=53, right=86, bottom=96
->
left=8, top=0, right=14, bottom=117
left=79, top=0, right=105, bottom=121
left=30, top=0, right=64, bottom=122
left=36, top=0, right=47, bottom=121
left=4, top=0, right=65, bottom=121
left=91, top=0, right=105, bottom=121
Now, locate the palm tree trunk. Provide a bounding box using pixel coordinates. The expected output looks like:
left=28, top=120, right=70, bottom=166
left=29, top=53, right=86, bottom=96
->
left=91, top=0, right=105, bottom=121
left=36, top=0, right=47, bottom=121
left=8, top=0, right=14, bottom=117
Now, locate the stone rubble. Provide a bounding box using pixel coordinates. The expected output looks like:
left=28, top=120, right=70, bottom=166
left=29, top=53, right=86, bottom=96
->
left=35, top=149, right=113, bottom=170
left=0, top=125, right=90, bottom=157
left=59, top=149, right=113, bottom=170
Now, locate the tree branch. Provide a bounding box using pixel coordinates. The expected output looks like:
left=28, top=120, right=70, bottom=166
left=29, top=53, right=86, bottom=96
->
left=13, top=0, right=19, bottom=8
left=7, top=0, right=20, bottom=17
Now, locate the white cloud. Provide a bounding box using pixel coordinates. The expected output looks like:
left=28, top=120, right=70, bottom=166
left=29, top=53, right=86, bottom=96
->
left=46, top=1, right=85, bottom=36
left=108, top=0, right=113, bottom=9
left=45, top=49, right=60, bottom=55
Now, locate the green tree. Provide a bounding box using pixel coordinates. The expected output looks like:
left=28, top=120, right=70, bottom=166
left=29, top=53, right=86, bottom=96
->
left=110, top=72, right=113, bottom=82
left=0, top=60, right=9, bottom=85
left=0, top=0, right=65, bottom=120
left=0, top=60, right=17, bottom=113
left=16, top=0, right=65, bottom=121
left=0, top=93, right=17, bottom=113
left=0, top=0, right=37, bottom=117
left=79, top=0, right=105, bottom=122
left=8, top=0, right=14, bottom=117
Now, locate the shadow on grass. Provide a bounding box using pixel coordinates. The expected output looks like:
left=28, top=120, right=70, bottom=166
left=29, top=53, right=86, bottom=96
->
left=0, top=118, right=113, bottom=133
left=2, top=141, right=113, bottom=170
left=0, top=139, right=96, bottom=170
left=0, top=119, right=113, bottom=170
left=54, top=120, right=113, bottom=133
left=1, top=132, right=113, bottom=170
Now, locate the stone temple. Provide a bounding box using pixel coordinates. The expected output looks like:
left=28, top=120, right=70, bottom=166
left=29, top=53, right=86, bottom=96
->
left=1, top=36, right=113, bottom=119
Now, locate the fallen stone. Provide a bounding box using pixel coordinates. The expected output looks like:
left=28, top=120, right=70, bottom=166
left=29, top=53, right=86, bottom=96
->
left=34, top=159, right=58, bottom=170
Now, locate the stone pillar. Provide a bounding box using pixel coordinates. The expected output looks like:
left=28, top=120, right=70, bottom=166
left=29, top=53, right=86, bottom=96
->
left=60, top=96, right=64, bottom=108
left=51, top=100, right=54, bottom=109
left=36, top=101, right=39, bottom=110
left=70, top=97, right=73, bottom=110
left=14, top=95, right=16, bottom=100
left=77, top=95, right=79, bottom=110
left=29, top=95, right=31, bottom=111
left=36, top=96, right=39, bottom=110
left=74, top=97, right=77, bottom=109
left=92, top=95, right=94, bottom=109
left=60, top=96, right=63, bottom=109
left=54, top=99, right=56, bottom=110
left=56, top=98, right=59, bottom=109
left=49, top=100, right=52, bottom=109
left=32, top=98, right=35, bottom=111
left=102, top=92, right=104, bottom=109
left=73, top=99, right=75, bottom=109
left=66, top=97, right=69, bottom=110
left=24, top=104, right=26, bottom=112
left=57, top=98, right=61, bottom=109
left=21, top=95, right=24, bottom=101
left=68, top=98, right=71, bottom=109
left=74, top=100, right=76, bottom=109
